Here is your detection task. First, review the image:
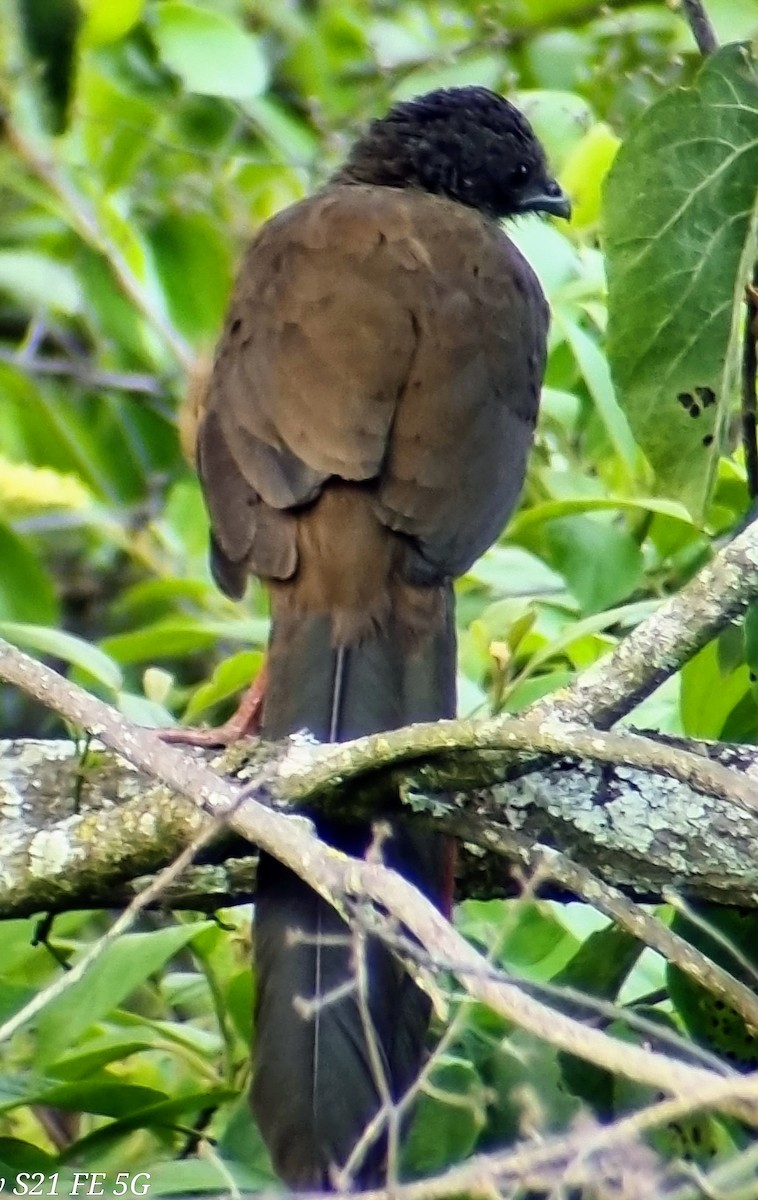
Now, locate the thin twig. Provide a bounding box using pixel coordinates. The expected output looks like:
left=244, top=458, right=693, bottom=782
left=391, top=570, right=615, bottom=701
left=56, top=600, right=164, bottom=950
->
left=680, top=0, right=719, bottom=56
left=743, top=267, right=758, bottom=500
left=534, top=848, right=758, bottom=1032
left=290, top=1069, right=758, bottom=1200
left=0, top=349, right=168, bottom=397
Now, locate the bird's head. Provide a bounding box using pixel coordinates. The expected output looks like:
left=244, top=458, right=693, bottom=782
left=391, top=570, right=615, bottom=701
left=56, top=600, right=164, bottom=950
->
left=338, top=86, right=571, bottom=222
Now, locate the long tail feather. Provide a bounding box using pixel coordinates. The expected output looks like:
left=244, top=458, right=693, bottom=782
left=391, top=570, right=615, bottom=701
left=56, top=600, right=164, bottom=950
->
left=251, top=588, right=455, bottom=1188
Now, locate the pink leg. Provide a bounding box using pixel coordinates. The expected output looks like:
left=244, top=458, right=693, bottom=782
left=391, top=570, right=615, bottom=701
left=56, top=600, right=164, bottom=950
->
left=161, top=663, right=268, bottom=747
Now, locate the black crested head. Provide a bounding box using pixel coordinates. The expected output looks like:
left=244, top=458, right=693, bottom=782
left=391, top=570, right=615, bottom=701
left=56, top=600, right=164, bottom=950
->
left=336, top=86, right=570, bottom=221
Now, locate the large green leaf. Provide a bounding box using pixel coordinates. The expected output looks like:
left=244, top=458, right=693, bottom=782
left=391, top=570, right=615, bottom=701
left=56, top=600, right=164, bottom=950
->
left=36, top=923, right=211, bottom=1063
left=0, top=525, right=58, bottom=625
left=404, top=1056, right=486, bottom=1173
left=605, top=43, right=758, bottom=514
left=150, top=2, right=268, bottom=99
left=0, top=250, right=81, bottom=315
left=79, top=0, right=145, bottom=46
left=545, top=514, right=644, bottom=614
left=680, top=634, right=751, bottom=739
left=0, top=622, right=122, bottom=690
left=149, top=211, right=233, bottom=341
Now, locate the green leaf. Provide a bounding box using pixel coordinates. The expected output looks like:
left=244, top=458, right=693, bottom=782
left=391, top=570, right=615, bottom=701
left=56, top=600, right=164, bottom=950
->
left=183, top=649, right=262, bottom=721
left=605, top=43, right=758, bottom=514
left=216, top=1093, right=277, bottom=1178
left=509, top=494, right=694, bottom=537
left=17, top=0, right=81, bottom=134
left=559, top=122, right=620, bottom=228
left=151, top=2, right=268, bottom=99
left=465, top=545, right=564, bottom=595
left=680, top=636, right=751, bottom=740
left=554, top=923, right=642, bottom=998
left=0, top=1137, right=60, bottom=1175
left=162, top=477, right=214, bottom=563
left=78, top=250, right=161, bottom=370
left=150, top=211, right=233, bottom=341
left=51, top=1037, right=163, bottom=1080
left=668, top=904, right=758, bottom=1069
left=0, top=982, right=36, bottom=1025
left=0, top=526, right=58, bottom=625
left=135, top=1157, right=268, bottom=1196
left=0, top=250, right=80, bottom=315
left=391, top=53, right=502, bottom=101
left=555, top=924, right=644, bottom=1115
left=484, top=1030, right=580, bottom=1143
left=545, top=515, right=644, bottom=614
left=242, top=96, right=319, bottom=166
left=79, top=0, right=145, bottom=45
left=0, top=622, right=122, bottom=690
left=116, top=691, right=175, bottom=727
left=557, top=314, right=637, bottom=469
left=77, top=63, right=157, bottom=189
left=458, top=900, right=578, bottom=979
left=102, top=618, right=218, bottom=664
left=60, top=1087, right=236, bottom=1160
left=111, top=577, right=212, bottom=623
left=36, top=923, right=211, bottom=1063
left=514, top=90, right=595, bottom=173
left=505, top=668, right=574, bottom=711
left=0, top=1075, right=166, bottom=1116
left=404, top=1056, right=486, bottom=1173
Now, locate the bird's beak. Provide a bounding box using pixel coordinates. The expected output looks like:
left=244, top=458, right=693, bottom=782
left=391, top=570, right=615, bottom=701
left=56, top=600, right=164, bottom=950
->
left=515, top=182, right=572, bottom=220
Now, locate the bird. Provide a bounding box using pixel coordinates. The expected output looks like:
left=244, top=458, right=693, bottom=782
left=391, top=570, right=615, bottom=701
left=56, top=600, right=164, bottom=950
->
left=193, top=85, right=569, bottom=1189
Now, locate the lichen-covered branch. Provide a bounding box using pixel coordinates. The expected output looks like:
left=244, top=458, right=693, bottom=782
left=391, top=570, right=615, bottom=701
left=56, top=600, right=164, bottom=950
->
left=2, top=641, right=758, bottom=1110
left=0, top=765, right=739, bottom=1110
left=3, top=727, right=758, bottom=917
left=0, top=740, right=257, bottom=911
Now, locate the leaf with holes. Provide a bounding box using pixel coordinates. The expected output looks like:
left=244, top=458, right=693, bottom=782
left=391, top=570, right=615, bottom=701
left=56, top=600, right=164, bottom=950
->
left=605, top=42, right=758, bottom=515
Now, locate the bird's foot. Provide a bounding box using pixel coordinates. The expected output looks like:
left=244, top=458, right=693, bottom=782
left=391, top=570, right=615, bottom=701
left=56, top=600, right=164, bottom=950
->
left=160, top=665, right=267, bottom=748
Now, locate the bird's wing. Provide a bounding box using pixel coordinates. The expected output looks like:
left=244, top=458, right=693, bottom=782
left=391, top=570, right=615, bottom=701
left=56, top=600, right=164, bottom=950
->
left=372, top=191, right=548, bottom=580
left=198, top=183, right=547, bottom=593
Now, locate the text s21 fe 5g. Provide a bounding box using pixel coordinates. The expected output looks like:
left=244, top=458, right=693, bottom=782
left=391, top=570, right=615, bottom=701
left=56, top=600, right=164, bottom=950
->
left=8, top=1173, right=151, bottom=1196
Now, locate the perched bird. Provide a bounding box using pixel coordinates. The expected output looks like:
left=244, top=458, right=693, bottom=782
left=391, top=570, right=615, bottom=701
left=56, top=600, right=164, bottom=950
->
left=195, top=86, right=569, bottom=1188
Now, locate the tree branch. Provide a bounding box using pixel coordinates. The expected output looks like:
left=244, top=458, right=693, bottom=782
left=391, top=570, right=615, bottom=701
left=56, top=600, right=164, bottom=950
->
left=532, top=512, right=758, bottom=726
left=680, top=0, right=719, bottom=57
left=743, top=267, right=758, bottom=499
left=2, top=643, right=756, bottom=1114
left=2, top=456, right=758, bottom=1131
left=0, top=348, right=168, bottom=397
left=5, top=729, right=758, bottom=1033
left=320, top=1069, right=758, bottom=1200
left=4, top=725, right=758, bottom=893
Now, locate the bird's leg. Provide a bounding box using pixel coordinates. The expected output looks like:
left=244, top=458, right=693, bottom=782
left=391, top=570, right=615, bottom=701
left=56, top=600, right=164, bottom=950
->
left=160, top=662, right=268, bottom=747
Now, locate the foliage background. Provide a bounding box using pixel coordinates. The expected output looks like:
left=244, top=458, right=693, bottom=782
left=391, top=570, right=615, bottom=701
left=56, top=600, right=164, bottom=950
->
left=0, top=0, right=757, bottom=1191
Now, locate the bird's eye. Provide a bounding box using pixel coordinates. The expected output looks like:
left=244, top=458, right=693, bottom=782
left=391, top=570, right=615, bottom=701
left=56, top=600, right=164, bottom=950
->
left=513, top=163, right=529, bottom=180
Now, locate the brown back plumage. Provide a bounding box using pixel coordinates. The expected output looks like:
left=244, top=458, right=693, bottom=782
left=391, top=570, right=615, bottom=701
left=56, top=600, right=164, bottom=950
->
left=196, top=86, right=566, bottom=1189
